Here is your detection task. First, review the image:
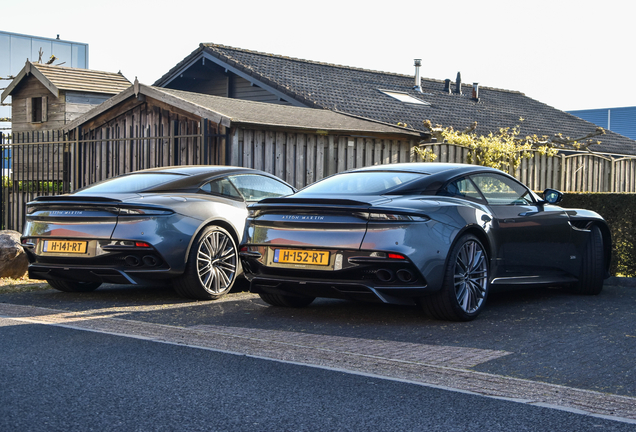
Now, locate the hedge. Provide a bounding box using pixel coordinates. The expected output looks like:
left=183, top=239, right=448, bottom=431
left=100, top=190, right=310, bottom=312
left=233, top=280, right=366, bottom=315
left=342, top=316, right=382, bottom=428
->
left=561, top=193, right=635, bottom=277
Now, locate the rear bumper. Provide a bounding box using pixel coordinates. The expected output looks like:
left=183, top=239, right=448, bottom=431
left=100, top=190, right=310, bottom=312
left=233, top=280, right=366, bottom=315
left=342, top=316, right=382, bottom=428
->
left=248, top=275, right=429, bottom=306
left=241, top=250, right=431, bottom=305
left=28, top=264, right=176, bottom=285
left=22, top=238, right=178, bottom=285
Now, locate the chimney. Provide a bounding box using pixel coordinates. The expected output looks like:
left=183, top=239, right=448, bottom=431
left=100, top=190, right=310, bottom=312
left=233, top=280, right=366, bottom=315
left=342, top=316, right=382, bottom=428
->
left=413, top=59, right=423, bottom=93
left=455, top=72, right=462, bottom=95
left=472, top=83, right=479, bottom=101
left=444, top=79, right=451, bottom=93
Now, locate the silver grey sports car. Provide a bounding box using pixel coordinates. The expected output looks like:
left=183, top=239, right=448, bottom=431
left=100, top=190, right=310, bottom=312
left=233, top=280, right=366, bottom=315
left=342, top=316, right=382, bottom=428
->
left=21, top=166, right=295, bottom=300
left=239, top=163, right=611, bottom=321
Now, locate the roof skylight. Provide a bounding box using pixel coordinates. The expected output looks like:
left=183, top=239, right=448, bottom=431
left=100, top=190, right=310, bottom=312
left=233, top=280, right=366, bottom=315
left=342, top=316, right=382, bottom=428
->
left=379, top=90, right=430, bottom=106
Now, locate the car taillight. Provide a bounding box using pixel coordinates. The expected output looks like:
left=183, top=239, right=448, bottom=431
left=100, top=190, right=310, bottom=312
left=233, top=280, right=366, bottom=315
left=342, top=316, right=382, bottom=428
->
left=119, top=208, right=173, bottom=215
left=388, top=253, right=406, bottom=260
left=368, top=213, right=429, bottom=222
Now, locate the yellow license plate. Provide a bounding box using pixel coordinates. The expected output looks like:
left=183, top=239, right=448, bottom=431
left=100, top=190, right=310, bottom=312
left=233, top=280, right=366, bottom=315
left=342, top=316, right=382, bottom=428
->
left=43, top=240, right=88, bottom=254
left=274, top=249, right=330, bottom=266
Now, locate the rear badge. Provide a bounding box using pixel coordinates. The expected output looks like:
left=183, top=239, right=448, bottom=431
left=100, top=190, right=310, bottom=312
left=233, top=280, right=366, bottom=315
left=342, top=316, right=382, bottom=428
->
left=281, top=215, right=325, bottom=221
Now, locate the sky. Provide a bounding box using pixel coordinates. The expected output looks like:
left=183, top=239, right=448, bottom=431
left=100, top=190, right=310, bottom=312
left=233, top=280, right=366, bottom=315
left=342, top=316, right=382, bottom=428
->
left=2, top=0, right=635, bottom=112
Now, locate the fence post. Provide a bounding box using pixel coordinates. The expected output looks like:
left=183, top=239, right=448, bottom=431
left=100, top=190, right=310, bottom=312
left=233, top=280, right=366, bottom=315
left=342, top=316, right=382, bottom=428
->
left=172, top=120, right=179, bottom=165
left=201, top=118, right=209, bottom=165
left=610, top=158, right=616, bottom=192
left=560, top=153, right=566, bottom=191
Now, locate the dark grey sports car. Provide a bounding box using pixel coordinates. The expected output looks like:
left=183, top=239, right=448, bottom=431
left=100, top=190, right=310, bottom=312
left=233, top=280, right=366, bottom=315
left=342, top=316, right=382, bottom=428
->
left=239, top=163, right=611, bottom=321
left=21, top=166, right=295, bottom=300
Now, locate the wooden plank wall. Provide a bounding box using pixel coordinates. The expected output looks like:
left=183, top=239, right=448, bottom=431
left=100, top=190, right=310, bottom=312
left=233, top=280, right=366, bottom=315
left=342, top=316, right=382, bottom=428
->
left=231, top=128, right=416, bottom=188
left=420, top=143, right=636, bottom=193
left=72, top=105, right=219, bottom=189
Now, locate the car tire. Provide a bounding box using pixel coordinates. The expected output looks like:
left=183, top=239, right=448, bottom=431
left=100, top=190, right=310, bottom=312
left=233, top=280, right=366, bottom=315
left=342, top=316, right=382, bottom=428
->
left=421, top=234, right=489, bottom=321
left=259, top=292, right=315, bottom=308
left=173, top=225, right=238, bottom=300
left=572, top=225, right=604, bottom=295
left=47, top=279, right=102, bottom=293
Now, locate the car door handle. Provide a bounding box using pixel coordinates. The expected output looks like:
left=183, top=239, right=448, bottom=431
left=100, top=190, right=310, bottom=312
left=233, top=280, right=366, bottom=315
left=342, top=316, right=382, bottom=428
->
left=518, top=211, right=539, bottom=217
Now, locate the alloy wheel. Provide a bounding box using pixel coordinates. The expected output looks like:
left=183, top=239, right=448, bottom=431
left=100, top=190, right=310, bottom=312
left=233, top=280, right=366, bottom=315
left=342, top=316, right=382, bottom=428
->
left=196, top=229, right=237, bottom=294
left=453, top=240, right=488, bottom=313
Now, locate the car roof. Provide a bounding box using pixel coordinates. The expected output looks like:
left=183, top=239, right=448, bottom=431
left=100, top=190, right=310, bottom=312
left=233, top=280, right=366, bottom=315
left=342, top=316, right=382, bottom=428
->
left=351, top=162, right=499, bottom=176
left=133, top=165, right=254, bottom=176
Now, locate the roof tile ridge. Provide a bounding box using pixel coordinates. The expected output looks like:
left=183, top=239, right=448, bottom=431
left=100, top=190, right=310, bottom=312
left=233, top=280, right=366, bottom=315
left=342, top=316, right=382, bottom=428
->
left=32, top=62, right=127, bottom=78
left=203, top=43, right=422, bottom=79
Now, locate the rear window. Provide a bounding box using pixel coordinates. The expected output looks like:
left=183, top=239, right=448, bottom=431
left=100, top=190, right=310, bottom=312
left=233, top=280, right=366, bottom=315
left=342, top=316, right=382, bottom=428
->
left=74, top=173, right=185, bottom=194
left=297, top=171, right=423, bottom=195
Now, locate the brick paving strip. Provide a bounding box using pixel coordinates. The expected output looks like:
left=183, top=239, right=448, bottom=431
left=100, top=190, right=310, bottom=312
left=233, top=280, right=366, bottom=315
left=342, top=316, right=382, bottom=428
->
left=1, top=301, right=635, bottom=424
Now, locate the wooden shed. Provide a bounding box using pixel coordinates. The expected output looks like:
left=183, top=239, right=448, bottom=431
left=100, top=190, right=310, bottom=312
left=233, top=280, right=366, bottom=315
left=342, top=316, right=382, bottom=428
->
left=62, top=81, right=423, bottom=189
left=1, top=60, right=131, bottom=133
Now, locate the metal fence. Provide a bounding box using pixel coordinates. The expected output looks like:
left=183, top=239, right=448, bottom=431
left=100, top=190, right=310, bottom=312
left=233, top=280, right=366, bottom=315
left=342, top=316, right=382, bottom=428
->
left=1, top=123, right=222, bottom=232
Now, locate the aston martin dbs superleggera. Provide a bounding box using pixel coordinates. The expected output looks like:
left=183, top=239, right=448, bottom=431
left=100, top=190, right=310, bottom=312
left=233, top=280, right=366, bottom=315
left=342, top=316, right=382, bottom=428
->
left=239, top=163, right=611, bottom=321
left=21, top=166, right=295, bottom=299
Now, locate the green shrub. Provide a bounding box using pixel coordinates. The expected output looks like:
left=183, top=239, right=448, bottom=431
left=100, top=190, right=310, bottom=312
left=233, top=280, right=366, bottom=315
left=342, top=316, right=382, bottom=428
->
left=562, top=193, right=636, bottom=277
left=1, top=177, right=64, bottom=192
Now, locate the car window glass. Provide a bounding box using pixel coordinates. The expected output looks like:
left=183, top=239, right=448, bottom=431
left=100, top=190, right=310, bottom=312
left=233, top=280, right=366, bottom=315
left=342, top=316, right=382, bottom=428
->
left=470, top=173, right=534, bottom=205
left=228, top=174, right=294, bottom=202
left=74, top=173, right=185, bottom=194
left=439, top=178, right=484, bottom=202
left=201, top=178, right=243, bottom=199
left=296, top=172, right=423, bottom=195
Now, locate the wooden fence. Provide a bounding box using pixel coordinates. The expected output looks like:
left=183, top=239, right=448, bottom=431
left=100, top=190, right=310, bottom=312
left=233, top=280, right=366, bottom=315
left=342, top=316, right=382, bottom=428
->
left=2, top=130, right=636, bottom=232
left=421, top=143, right=636, bottom=193
left=230, top=129, right=415, bottom=189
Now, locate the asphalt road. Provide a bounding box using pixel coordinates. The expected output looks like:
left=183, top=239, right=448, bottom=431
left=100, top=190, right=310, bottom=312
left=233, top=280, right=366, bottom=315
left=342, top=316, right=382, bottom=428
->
left=1, top=279, right=635, bottom=430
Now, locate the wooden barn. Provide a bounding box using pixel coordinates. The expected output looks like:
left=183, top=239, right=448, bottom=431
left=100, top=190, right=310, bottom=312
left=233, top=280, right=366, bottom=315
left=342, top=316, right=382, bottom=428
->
left=1, top=60, right=131, bottom=133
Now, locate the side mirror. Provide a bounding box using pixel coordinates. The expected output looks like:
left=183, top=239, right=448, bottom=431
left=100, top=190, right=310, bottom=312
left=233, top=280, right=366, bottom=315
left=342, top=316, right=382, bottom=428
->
left=541, top=188, right=563, bottom=205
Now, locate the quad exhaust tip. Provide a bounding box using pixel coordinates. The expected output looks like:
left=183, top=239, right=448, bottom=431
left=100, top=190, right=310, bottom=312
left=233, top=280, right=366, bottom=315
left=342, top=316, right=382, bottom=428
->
left=124, top=255, right=160, bottom=267
left=376, top=269, right=395, bottom=282
left=396, top=269, right=415, bottom=283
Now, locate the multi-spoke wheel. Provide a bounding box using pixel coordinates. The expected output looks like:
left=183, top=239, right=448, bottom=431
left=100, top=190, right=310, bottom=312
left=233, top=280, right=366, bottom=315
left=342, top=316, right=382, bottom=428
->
left=421, top=234, right=489, bottom=321
left=173, top=225, right=238, bottom=300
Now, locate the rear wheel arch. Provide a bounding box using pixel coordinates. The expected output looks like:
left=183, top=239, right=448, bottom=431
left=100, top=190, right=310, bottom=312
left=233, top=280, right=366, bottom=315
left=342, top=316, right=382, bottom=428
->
left=449, top=226, right=492, bottom=269
left=185, top=219, right=241, bottom=264
left=173, top=224, right=239, bottom=300
left=421, top=232, right=490, bottom=321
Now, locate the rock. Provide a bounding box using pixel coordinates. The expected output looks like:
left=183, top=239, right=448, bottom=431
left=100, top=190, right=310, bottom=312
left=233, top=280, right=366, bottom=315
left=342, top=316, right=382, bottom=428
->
left=0, top=230, right=29, bottom=278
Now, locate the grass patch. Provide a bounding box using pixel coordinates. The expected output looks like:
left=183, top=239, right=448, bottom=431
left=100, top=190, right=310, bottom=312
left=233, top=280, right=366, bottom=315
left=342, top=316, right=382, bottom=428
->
left=0, top=275, right=50, bottom=294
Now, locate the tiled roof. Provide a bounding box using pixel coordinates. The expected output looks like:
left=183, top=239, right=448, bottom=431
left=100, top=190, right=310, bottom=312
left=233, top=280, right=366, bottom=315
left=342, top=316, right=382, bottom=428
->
left=32, top=62, right=131, bottom=94
left=156, top=44, right=636, bottom=156
left=2, top=61, right=131, bottom=102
